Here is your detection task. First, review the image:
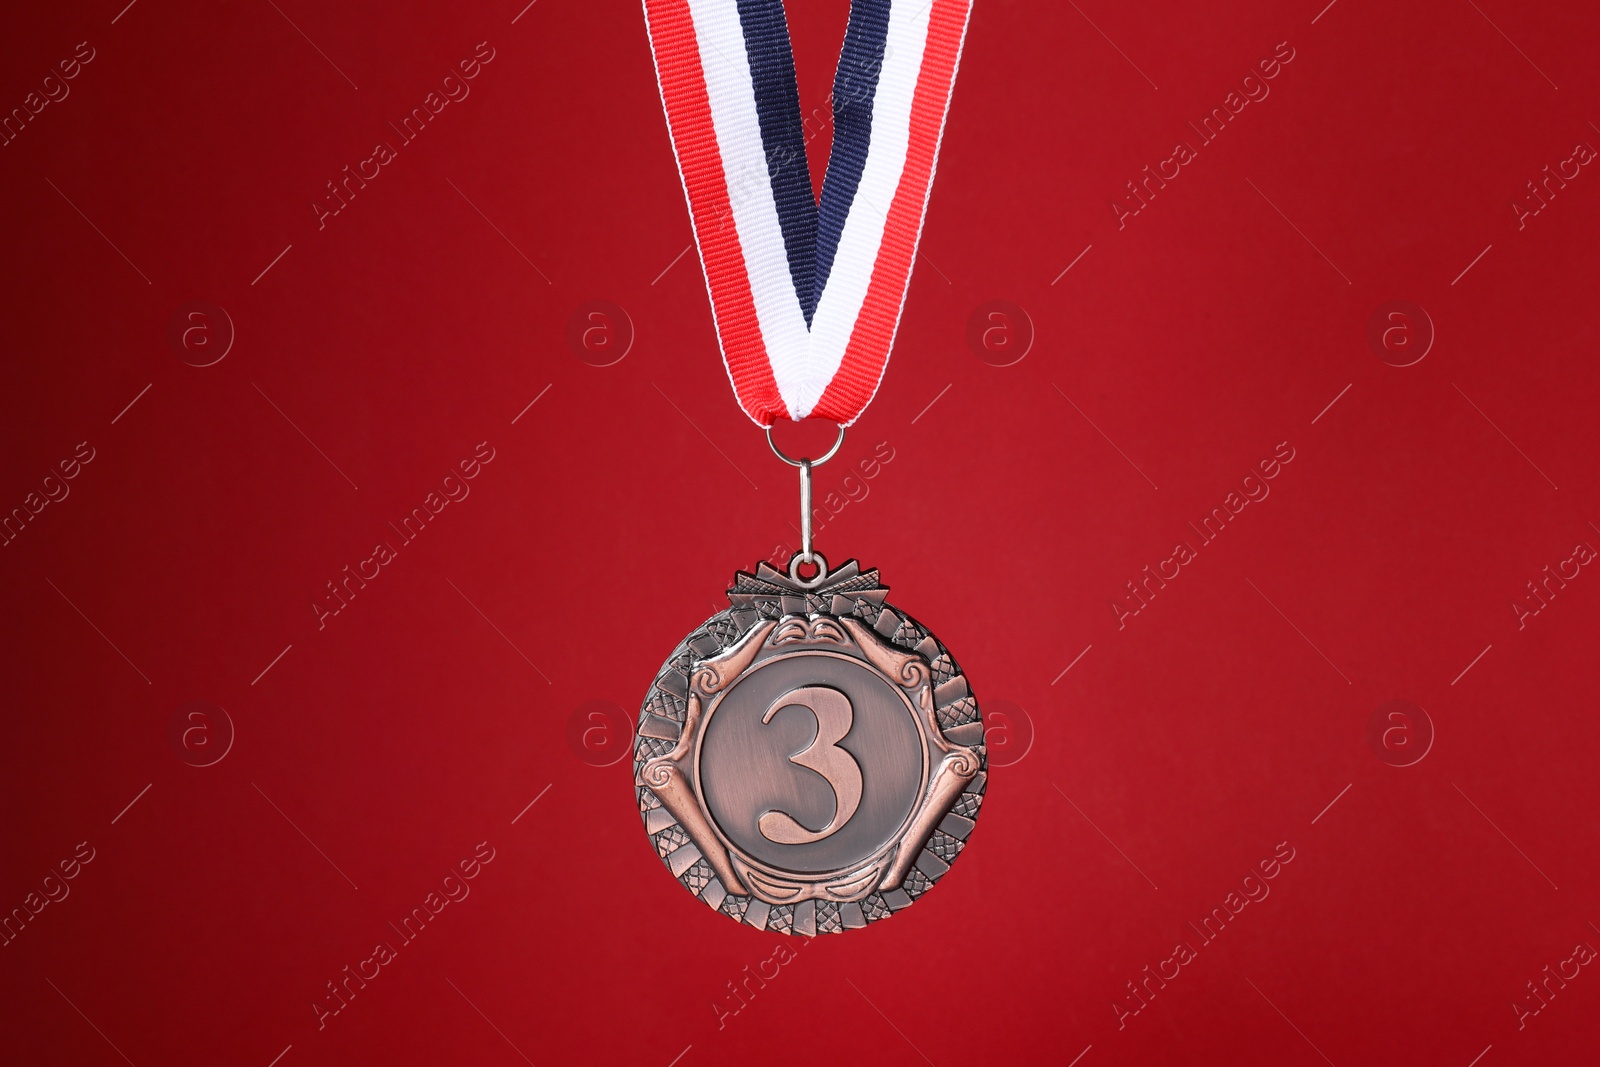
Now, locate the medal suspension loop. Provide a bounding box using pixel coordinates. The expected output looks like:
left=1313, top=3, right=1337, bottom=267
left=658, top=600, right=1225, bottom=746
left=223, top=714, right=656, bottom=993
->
left=765, top=423, right=847, bottom=589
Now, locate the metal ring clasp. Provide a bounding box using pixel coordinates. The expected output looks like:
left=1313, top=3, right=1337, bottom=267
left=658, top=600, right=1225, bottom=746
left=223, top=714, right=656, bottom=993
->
left=766, top=423, right=846, bottom=468
left=788, top=551, right=829, bottom=586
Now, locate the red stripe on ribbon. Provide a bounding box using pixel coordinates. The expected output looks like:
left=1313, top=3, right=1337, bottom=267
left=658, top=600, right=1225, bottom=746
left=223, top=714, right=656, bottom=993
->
left=644, top=0, right=788, bottom=425
left=811, top=0, right=970, bottom=425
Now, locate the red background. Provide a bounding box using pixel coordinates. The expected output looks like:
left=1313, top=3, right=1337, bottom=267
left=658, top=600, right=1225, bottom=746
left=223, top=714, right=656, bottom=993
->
left=3, top=0, right=1598, bottom=1064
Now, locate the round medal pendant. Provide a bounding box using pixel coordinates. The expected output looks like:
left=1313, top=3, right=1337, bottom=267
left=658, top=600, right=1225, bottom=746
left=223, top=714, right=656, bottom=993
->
left=633, top=556, right=986, bottom=935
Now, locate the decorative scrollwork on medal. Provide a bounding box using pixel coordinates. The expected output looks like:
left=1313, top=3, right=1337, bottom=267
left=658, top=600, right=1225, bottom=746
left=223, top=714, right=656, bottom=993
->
left=634, top=558, right=987, bottom=936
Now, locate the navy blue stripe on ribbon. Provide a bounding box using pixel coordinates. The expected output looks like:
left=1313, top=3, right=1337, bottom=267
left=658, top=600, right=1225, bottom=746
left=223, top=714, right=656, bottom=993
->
left=735, top=0, right=817, bottom=319
left=812, top=0, right=890, bottom=318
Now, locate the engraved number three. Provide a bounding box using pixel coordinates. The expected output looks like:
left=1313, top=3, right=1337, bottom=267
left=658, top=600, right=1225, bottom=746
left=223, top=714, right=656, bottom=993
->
left=758, top=686, right=863, bottom=845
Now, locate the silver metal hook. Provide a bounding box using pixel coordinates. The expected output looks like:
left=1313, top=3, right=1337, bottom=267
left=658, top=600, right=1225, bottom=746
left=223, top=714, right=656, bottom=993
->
left=799, top=457, right=815, bottom=565
left=767, top=423, right=844, bottom=581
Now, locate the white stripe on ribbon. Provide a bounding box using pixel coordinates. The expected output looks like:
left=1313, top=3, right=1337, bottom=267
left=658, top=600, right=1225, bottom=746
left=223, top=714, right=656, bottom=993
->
left=687, top=0, right=810, bottom=418
left=799, top=0, right=930, bottom=417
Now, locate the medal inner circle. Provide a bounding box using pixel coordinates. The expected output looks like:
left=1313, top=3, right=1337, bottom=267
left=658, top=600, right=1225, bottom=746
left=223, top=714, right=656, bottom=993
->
left=696, top=651, right=928, bottom=875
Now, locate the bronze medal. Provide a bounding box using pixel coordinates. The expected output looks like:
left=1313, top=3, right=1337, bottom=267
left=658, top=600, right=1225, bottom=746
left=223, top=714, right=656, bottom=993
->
left=633, top=556, right=986, bottom=935
left=635, top=0, right=980, bottom=933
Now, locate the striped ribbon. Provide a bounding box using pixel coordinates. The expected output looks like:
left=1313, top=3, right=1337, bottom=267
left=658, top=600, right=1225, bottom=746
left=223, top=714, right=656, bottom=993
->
left=643, top=0, right=973, bottom=426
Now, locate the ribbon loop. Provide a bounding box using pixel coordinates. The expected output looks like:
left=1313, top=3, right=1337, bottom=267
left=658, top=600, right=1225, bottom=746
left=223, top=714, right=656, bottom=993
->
left=643, top=0, right=973, bottom=425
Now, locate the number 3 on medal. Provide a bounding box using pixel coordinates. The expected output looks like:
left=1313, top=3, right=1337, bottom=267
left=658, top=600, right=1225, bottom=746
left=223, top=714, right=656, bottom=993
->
left=758, top=686, right=863, bottom=845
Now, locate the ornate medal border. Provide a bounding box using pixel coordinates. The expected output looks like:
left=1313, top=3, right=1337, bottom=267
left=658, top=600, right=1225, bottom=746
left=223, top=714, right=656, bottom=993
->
left=633, top=561, right=987, bottom=936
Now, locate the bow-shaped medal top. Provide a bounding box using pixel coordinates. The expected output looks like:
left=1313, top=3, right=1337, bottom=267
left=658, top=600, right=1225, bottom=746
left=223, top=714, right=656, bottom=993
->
left=643, top=0, right=974, bottom=425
